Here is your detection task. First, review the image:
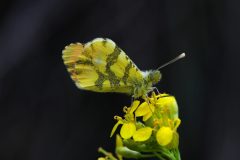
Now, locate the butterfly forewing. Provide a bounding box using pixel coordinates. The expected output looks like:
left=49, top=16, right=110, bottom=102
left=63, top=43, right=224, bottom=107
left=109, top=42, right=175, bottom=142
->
left=62, top=38, right=144, bottom=95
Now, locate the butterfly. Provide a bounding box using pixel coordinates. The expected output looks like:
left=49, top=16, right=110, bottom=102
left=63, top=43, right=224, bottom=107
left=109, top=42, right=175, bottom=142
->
left=62, top=38, right=185, bottom=98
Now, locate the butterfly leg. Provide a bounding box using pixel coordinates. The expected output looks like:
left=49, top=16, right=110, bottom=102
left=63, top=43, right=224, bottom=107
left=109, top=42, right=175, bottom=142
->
left=152, top=87, right=160, bottom=94
left=142, top=94, right=155, bottom=114
left=131, top=96, right=135, bottom=104
left=142, top=94, right=149, bottom=102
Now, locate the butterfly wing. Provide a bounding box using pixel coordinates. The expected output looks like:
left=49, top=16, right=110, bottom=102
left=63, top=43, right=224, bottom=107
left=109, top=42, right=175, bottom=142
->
left=62, top=38, right=144, bottom=95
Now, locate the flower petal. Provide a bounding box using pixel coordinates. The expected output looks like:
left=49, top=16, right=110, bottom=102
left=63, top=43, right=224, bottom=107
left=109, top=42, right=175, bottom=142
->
left=133, top=127, right=152, bottom=142
left=156, top=95, right=178, bottom=119
left=120, top=122, right=136, bottom=139
left=135, top=102, right=150, bottom=117
left=156, top=126, right=173, bottom=146
left=143, top=111, right=152, bottom=121
left=130, top=100, right=140, bottom=113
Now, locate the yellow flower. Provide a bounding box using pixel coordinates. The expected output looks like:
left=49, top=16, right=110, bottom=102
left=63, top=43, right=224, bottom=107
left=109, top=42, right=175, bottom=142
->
left=155, top=94, right=178, bottom=119
left=110, top=101, right=140, bottom=138
left=134, top=93, right=178, bottom=122
left=156, top=118, right=181, bottom=146
left=111, top=92, right=181, bottom=148
left=135, top=102, right=155, bottom=121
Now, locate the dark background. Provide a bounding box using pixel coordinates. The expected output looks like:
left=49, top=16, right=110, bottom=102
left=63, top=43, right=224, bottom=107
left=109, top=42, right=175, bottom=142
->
left=0, top=0, right=239, bottom=160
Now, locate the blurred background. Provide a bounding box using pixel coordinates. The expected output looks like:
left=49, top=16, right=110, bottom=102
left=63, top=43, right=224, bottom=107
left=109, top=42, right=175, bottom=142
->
left=0, top=0, right=240, bottom=160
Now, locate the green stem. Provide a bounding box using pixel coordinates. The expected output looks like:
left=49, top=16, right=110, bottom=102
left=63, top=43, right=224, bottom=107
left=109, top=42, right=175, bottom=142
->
left=139, top=154, right=157, bottom=158
left=154, top=152, right=166, bottom=160
left=175, top=149, right=181, bottom=160
left=155, top=149, right=177, bottom=160
left=98, top=147, right=118, bottom=160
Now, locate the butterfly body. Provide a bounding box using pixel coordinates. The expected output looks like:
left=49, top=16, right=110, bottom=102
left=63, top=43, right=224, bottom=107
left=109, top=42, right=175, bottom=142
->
left=62, top=38, right=161, bottom=98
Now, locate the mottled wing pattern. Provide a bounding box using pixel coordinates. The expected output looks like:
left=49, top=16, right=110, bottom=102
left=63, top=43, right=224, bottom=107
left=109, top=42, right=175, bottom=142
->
left=62, top=38, right=144, bottom=95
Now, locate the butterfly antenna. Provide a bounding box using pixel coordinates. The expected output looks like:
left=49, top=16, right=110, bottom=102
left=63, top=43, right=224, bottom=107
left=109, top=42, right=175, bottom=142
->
left=157, top=53, right=186, bottom=70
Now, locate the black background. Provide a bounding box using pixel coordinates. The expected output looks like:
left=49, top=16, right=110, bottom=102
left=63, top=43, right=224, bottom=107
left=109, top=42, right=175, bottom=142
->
left=0, top=0, right=240, bottom=160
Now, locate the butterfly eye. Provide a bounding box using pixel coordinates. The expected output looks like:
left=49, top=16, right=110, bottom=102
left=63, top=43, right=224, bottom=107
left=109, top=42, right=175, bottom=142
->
left=149, top=71, right=161, bottom=85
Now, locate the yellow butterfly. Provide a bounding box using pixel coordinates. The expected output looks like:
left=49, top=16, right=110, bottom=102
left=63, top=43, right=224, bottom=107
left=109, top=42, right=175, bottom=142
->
left=62, top=38, right=185, bottom=98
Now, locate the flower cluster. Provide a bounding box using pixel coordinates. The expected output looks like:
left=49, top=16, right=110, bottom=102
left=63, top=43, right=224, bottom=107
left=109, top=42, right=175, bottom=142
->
left=98, top=92, right=181, bottom=160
